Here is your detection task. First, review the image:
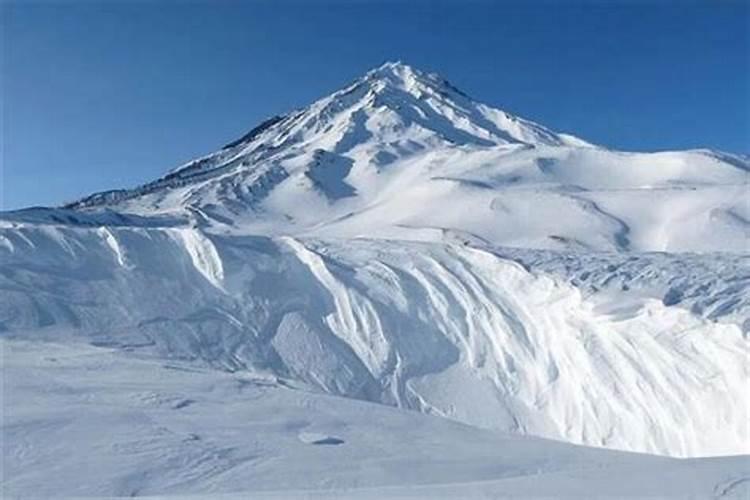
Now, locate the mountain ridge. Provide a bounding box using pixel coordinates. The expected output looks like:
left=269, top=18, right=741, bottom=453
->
left=62, top=61, right=590, bottom=209
left=39, top=62, right=747, bottom=254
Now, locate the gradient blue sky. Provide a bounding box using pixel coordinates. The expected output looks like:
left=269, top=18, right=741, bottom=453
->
left=2, top=0, right=748, bottom=209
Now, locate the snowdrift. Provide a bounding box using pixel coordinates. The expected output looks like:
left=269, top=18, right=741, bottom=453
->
left=1, top=223, right=746, bottom=457
left=4, top=338, right=748, bottom=498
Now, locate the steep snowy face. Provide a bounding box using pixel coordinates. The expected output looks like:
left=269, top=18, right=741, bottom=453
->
left=301, top=61, right=575, bottom=149
left=1, top=227, right=747, bottom=457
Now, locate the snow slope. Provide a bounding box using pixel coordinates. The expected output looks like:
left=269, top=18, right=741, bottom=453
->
left=1, top=62, right=749, bottom=497
left=3, top=338, right=749, bottom=499
left=1, top=225, right=746, bottom=458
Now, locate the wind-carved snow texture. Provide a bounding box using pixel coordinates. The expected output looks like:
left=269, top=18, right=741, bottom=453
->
left=1, top=62, right=749, bottom=497
left=1, top=228, right=747, bottom=458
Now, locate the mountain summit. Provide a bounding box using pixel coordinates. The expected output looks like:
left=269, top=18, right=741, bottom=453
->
left=45, top=62, right=749, bottom=253
left=352, top=61, right=584, bottom=147
left=65, top=63, right=585, bottom=206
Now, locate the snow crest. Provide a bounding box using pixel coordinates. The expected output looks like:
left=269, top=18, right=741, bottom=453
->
left=1, top=225, right=746, bottom=457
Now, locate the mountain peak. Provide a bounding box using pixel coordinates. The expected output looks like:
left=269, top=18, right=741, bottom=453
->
left=369, top=59, right=411, bottom=73
left=366, top=60, right=420, bottom=82
left=64, top=62, right=594, bottom=213
left=360, top=61, right=467, bottom=100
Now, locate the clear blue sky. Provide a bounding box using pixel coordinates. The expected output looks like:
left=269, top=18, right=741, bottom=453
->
left=2, top=1, right=748, bottom=209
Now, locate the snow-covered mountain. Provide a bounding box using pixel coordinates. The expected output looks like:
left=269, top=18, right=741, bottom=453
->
left=2, top=62, right=748, bottom=497
left=54, top=61, right=748, bottom=253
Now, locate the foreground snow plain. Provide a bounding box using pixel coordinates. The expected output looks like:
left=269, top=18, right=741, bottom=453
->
left=4, top=339, right=749, bottom=499
left=2, top=62, right=749, bottom=497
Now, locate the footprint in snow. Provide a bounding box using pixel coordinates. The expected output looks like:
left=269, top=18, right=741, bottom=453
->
left=172, top=398, right=195, bottom=410
left=298, top=432, right=345, bottom=445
